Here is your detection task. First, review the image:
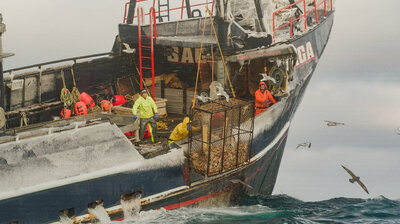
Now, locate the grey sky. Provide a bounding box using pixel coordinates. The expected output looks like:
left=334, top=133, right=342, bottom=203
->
left=1, top=0, right=399, bottom=201
left=275, top=0, right=400, bottom=201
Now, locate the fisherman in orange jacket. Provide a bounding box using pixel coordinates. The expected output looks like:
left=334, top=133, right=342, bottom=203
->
left=255, top=81, right=276, bottom=116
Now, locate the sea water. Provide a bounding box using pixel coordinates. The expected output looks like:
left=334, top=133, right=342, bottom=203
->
left=119, top=195, right=400, bottom=224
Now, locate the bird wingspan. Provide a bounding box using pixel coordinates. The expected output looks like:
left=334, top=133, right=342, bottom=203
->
left=341, top=165, right=356, bottom=178
left=356, top=179, right=369, bottom=194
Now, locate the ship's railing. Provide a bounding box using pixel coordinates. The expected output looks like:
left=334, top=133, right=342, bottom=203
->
left=3, top=52, right=112, bottom=76
left=123, top=0, right=215, bottom=24
left=273, top=0, right=333, bottom=42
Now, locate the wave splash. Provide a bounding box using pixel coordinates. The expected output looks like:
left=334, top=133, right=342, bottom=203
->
left=121, top=195, right=400, bottom=224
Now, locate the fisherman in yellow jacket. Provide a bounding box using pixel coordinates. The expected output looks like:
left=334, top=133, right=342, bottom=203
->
left=169, top=117, right=191, bottom=149
left=132, top=89, right=159, bottom=142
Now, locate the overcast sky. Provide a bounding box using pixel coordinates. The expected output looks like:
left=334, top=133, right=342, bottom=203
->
left=1, top=0, right=399, bottom=201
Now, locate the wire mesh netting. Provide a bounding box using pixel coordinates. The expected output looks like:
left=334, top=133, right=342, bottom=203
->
left=189, top=99, right=254, bottom=177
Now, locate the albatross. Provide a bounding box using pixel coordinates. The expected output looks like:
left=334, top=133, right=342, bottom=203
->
left=341, top=165, right=369, bottom=194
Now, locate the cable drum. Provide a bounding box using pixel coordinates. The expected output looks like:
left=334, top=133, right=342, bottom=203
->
left=269, top=66, right=287, bottom=89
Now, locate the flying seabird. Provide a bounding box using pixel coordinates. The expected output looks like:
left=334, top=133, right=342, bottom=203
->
left=324, top=120, right=345, bottom=126
left=296, top=142, right=311, bottom=149
left=259, top=73, right=277, bottom=83
left=341, top=165, right=369, bottom=194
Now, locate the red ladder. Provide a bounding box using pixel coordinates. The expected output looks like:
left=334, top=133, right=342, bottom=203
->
left=137, top=7, right=157, bottom=100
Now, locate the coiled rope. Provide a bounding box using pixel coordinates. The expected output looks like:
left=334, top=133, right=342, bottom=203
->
left=70, top=68, right=81, bottom=103
left=60, top=70, right=73, bottom=107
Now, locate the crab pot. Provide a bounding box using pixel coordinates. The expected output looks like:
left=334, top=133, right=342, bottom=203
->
left=189, top=99, right=254, bottom=177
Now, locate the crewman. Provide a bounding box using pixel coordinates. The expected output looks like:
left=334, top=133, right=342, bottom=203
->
left=255, top=81, right=276, bottom=116
left=168, top=117, right=191, bottom=149
left=132, top=89, right=159, bottom=143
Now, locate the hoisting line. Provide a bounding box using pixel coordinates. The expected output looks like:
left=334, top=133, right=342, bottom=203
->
left=206, top=8, right=236, bottom=99
left=192, top=9, right=208, bottom=109
left=192, top=8, right=237, bottom=109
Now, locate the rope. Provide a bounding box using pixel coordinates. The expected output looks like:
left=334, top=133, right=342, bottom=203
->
left=192, top=10, right=208, bottom=109
left=206, top=8, right=236, bottom=98
left=70, top=68, right=81, bottom=103
left=60, top=70, right=73, bottom=107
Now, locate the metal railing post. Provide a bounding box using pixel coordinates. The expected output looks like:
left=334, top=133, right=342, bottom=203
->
left=324, top=0, right=327, bottom=16
left=303, top=0, right=307, bottom=30
left=180, top=0, right=185, bottom=19
left=314, top=0, right=319, bottom=24
left=273, top=13, right=276, bottom=42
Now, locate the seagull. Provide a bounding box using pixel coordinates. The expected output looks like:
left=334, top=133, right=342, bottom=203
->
left=216, top=86, right=230, bottom=102
left=196, top=95, right=213, bottom=103
left=341, top=165, right=369, bottom=194
left=296, top=142, right=311, bottom=149
left=122, top=43, right=136, bottom=54
left=230, top=179, right=254, bottom=189
left=325, top=120, right=345, bottom=126
left=259, top=73, right=276, bottom=83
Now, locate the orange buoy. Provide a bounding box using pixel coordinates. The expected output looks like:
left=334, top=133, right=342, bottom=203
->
left=60, top=108, right=72, bottom=119
left=111, top=95, right=127, bottom=106
left=80, top=92, right=95, bottom=108
left=74, top=101, right=88, bottom=116
left=101, top=100, right=113, bottom=112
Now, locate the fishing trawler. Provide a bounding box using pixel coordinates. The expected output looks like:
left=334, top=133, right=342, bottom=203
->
left=0, top=0, right=335, bottom=223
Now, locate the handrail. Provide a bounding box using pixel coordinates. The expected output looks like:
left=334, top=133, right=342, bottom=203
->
left=123, top=0, right=215, bottom=24
left=272, top=0, right=333, bottom=42
left=3, top=52, right=112, bottom=74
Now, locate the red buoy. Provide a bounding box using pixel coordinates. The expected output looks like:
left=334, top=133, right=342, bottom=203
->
left=101, top=100, right=113, bottom=112
left=80, top=92, right=95, bottom=108
left=111, top=95, right=127, bottom=106
left=60, top=108, right=71, bottom=119
left=75, top=101, right=88, bottom=116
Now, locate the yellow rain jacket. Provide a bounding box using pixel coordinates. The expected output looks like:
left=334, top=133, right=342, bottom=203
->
left=169, top=117, right=190, bottom=142
left=132, top=96, right=158, bottom=119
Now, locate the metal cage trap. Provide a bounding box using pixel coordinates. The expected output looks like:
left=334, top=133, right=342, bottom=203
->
left=188, top=98, right=255, bottom=177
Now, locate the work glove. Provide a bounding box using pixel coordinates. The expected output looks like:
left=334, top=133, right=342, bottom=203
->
left=187, top=124, right=191, bottom=131
left=265, top=100, right=270, bottom=104
left=154, top=113, right=159, bottom=119
left=133, top=115, right=137, bottom=120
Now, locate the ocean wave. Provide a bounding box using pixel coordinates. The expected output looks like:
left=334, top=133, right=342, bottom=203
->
left=122, top=195, right=400, bottom=224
